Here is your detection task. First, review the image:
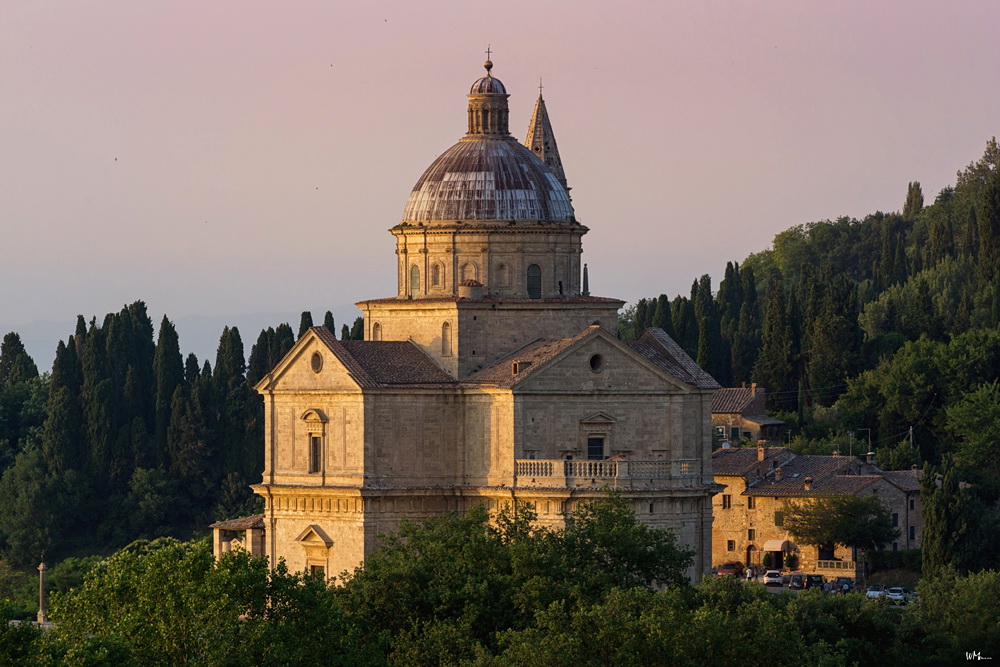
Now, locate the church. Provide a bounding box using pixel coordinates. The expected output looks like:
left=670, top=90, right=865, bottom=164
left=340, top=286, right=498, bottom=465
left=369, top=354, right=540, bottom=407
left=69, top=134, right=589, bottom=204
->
left=213, top=59, right=722, bottom=581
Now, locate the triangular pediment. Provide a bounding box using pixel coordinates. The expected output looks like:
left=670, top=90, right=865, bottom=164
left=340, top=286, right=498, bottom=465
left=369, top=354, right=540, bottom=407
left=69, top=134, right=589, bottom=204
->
left=295, top=525, right=333, bottom=547
left=580, top=411, right=617, bottom=424
left=254, top=327, right=370, bottom=394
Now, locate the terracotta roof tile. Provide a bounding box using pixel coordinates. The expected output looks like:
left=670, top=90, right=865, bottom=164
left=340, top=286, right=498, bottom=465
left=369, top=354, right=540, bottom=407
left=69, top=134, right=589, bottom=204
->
left=712, top=387, right=761, bottom=414
left=881, top=469, right=922, bottom=492
left=462, top=331, right=589, bottom=387
left=210, top=514, right=264, bottom=530
left=711, top=446, right=793, bottom=475
left=627, top=328, right=719, bottom=390
left=312, top=328, right=456, bottom=386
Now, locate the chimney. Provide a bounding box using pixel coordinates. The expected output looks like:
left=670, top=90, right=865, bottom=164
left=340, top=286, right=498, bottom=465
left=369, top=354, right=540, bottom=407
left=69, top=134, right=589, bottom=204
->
left=774, top=467, right=783, bottom=482
left=866, top=451, right=875, bottom=465
left=757, top=443, right=767, bottom=461
left=751, top=382, right=757, bottom=396
left=803, top=476, right=813, bottom=491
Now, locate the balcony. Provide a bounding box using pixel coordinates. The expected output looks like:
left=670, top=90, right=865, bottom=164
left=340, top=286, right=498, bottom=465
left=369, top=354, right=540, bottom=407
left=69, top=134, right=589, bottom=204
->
left=514, top=459, right=702, bottom=489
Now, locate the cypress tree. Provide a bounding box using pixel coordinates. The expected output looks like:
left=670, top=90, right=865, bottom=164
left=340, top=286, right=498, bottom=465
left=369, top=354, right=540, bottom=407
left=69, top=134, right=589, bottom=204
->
left=903, top=181, right=924, bottom=220
left=752, top=272, right=792, bottom=408
left=0, top=332, right=39, bottom=386
left=978, top=168, right=1000, bottom=281
left=246, top=328, right=275, bottom=388
left=274, top=323, right=295, bottom=359
left=323, top=311, right=336, bottom=334
left=341, top=324, right=350, bottom=341
left=350, top=317, right=364, bottom=340
left=153, top=316, right=184, bottom=465
left=634, top=299, right=650, bottom=336
left=651, top=294, right=674, bottom=338
left=298, top=311, right=314, bottom=339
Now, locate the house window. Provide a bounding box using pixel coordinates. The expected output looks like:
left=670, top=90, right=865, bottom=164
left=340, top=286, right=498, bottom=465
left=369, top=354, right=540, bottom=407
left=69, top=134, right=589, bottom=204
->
left=909, top=526, right=915, bottom=540
left=727, top=540, right=735, bottom=551
left=747, top=497, right=756, bottom=510
left=308, top=435, right=321, bottom=473
left=892, top=542, right=898, bottom=551
left=722, top=495, right=732, bottom=509
left=747, top=529, right=755, bottom=542
left=774, top=511, right=784, bottom=527
left=310, top=565, right=325, bottom=578
left=909, top=499, right=915, bottom=511
left=527, top=264, right=542, bottom=299
left=587, top=437, right=605, bottom=460
left=892, top=513, right=898, bottom=527
left=730, top=426, right=739, bottom=440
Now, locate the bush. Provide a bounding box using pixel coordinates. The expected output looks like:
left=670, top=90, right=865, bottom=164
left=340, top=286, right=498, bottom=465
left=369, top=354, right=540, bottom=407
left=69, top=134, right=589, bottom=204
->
left=869, top=548, right=921, bottom=572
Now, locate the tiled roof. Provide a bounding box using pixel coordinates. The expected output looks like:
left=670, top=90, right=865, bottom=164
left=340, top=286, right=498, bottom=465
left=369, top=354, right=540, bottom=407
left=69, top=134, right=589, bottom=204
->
left=711, top=446, right=793, bottom=475
left=312, top=328, right=456, bottom=387
left=462, top=331, right=589, bottom=388
left=712, top=387, right=760, bottom=414
left=881, top=469, right=922, bottom=492
left=627, top=328, right=720, bottom=390
left=744, top=455, right=862, bottom=496
left=210, top=514, right=264, bottom=530
left=747, top=474, right=880, bottom=497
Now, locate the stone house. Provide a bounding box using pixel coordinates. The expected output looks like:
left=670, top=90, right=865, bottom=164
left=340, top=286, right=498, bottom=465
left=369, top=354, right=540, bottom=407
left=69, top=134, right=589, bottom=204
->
left=711, top=445, right=922, bottom=579
left=711, top=385, right=784, bottom=446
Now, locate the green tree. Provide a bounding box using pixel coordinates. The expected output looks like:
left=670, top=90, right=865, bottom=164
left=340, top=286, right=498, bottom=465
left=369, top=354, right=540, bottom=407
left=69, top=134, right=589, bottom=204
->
left=903, top=181, right=924, bottom=220
left=152, top=316, right=183, bottom=467
left=783, top=494, right=899, bottom=555
left=0, top=333, right=38, bottom=387
left=323, top=310, right=336, bottom=334
left=298, top=311, right=314, bottom=339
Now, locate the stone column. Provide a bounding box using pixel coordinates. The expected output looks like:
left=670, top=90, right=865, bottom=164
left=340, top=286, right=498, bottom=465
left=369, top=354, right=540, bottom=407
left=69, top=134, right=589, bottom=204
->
left=37, top=560, right=48, bottom=624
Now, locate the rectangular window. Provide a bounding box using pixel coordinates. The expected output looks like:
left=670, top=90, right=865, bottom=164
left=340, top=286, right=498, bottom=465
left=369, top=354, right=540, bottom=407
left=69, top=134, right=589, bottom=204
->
left=309, top=435, right=321, bottom=473
left=909, top=525, right=915, bottom=540
left=310, top=565, right=325, bottom=578
left=892, top=513, right=898, bottom=527
left=722, top=495, right=732, bottom=509
left=747, top=529, right=755, bottom=541
left=774, top=511, right=784, bottom=527
left=892, top=542, right=898, bottom=551
left=730, top=427, right=740, bottom=440
left=727, top=540, right=735, bottom=551
left=587, top=437, right=605, bottom=460
left=909, top=499, right=915, bottom=511
left=747, top=496, right=756, bottom=510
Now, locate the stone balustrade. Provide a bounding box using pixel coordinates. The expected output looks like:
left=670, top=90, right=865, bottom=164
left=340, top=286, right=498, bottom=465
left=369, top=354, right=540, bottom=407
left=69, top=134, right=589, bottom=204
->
left=514, top=459, right=702, bottom=489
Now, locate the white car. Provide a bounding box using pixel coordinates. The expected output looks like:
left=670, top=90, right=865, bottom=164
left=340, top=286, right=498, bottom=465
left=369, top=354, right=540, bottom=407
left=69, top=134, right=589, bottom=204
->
left=886, top=587, right=907, bottom=604
left=866, top=584, right=886, bottom=599
left=762, top=570, right=783, bottom=587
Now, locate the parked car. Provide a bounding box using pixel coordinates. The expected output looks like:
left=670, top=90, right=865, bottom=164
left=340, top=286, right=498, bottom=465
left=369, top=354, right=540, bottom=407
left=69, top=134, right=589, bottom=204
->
left=717, top=562, right=744, bottom=577
left=788, top=574, right=804, bottom=589
left=833, top=577, right=854, bottom=593
left=763, top=570, right=783, bottom=587
left=805, top=574, right=824, bottom=590
left=866, top=584, right=886, bottom=599
left=887, top=587, right=907, bottom=604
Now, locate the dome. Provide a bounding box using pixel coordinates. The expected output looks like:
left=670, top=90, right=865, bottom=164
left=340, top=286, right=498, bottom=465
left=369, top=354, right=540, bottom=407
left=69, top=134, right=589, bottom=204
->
left=401, top=137, right=575, bottom=223
left=470, top=75, right=506, bottom=95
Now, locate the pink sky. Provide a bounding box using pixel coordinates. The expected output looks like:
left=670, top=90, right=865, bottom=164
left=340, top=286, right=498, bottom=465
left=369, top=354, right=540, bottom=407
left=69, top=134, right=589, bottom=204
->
left=2, top=1, right=999, bottom=363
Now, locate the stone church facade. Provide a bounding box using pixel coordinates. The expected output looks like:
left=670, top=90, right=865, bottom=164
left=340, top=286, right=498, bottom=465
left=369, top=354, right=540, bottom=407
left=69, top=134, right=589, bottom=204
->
left=218, top=60, right=722, bottom=582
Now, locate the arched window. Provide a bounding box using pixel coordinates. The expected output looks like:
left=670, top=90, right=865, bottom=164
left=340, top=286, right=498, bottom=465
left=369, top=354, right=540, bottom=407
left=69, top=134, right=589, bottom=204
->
left=372, top=322, right=382, bottom=341
left=431, top=263, right=442, bottom=287
left=461, top=262, right=477, bottom=283
left=442, top=322, right=452, bottom=357
left=527, top=264, right=542, bottom=299
left=410, top=265, right=420, bottom=296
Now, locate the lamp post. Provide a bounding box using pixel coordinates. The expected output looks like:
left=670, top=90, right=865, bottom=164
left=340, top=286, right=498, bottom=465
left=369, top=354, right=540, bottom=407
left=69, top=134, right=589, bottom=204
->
left=37, top=559, right=47, bottom=625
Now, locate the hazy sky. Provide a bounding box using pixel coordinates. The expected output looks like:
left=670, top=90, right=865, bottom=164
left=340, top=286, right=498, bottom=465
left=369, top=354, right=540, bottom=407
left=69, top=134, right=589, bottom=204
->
left=2, top=1, right=999, bottom=366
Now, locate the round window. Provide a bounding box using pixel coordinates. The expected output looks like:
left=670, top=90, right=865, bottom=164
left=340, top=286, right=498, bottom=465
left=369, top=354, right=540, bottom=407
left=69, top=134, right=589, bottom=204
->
left=589, top=354, right=603, bottom=372
left=311, top=351, right=323, bottom=373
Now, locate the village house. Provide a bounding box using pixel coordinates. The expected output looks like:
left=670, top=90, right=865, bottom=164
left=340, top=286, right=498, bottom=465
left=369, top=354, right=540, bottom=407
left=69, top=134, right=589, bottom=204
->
left=711, top=444, right=922, bottom=580
left=711, top=384, right=785, bottom=447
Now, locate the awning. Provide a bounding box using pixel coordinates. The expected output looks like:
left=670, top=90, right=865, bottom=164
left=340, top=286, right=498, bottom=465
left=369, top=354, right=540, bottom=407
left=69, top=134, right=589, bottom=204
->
left=762, top=539, right=794, bottom=552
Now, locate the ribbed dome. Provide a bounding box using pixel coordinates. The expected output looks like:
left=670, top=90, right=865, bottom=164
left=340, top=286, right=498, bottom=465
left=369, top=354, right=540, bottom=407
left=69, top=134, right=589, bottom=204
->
left=470, top=75, right=506, bottom=95
left=401, top=137, right=575, bottom=223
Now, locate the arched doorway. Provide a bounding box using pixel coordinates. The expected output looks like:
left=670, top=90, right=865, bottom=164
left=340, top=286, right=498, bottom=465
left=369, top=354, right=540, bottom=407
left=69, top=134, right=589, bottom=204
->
left=745, top=544, right=757, bottom=569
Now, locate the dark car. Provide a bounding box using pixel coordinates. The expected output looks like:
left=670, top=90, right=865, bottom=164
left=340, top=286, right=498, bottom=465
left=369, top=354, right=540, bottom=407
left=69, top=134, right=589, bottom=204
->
left=804, top=575, right=824, bottom=590
left=833, top=577, right=854, bottom=593
left=788, top=574, right=804, bottom=589
left=716, top=562, right=744, bottom=577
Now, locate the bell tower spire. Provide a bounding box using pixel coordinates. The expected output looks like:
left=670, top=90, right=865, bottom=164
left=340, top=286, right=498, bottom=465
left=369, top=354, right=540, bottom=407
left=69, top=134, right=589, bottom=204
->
left=524, top=80, right=569, bottom=194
